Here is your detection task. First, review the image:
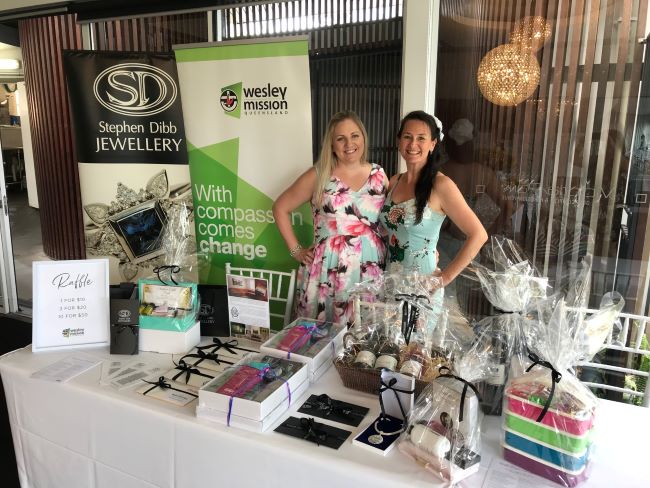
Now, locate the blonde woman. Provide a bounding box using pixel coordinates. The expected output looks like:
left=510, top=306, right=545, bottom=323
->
left=273, top=111, right=388, bottom=325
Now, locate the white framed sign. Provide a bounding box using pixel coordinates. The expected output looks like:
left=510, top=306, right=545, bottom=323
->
left=32, top=259, right=110, bottom=352
left=226, top=273, right=270, bottom=342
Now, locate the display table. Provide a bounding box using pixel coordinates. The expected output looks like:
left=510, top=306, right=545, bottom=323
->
left=1, top=345, right=649, bottom=488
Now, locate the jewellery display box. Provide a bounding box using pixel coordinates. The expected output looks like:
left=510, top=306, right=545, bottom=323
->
left=196, top=379, right=309, bottom=433
left=260, top=317, right=345, bottom=383
left=198, top=354, right=308, bottom=421
left=353, top=371, right=415, bottom=455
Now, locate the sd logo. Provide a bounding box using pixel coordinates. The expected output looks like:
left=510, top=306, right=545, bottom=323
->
left=93, top=63, right=177, bottom=117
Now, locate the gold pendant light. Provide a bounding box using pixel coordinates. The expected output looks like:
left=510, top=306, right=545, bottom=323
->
left=510, top=16, right=552, bottom=52
left=477, top=44, right=541, bottom=107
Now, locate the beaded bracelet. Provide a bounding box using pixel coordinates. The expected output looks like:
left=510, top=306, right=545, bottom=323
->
left=289, top=243, right=303, bottom=257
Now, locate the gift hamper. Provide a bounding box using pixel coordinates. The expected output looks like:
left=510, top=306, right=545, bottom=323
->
left=503, top=256, right=624, bottom=487
left=397, top=337, right=492, bottom=484
left=334, top=270, right=458, bottom=395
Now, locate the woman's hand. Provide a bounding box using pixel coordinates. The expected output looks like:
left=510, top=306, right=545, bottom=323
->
left=294, top=246, right=315, bottom=266
left=421, top=269, right=445, bottom=294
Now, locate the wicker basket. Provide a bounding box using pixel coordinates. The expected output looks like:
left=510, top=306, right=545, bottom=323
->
left=334, top=359, right=428, bottom=398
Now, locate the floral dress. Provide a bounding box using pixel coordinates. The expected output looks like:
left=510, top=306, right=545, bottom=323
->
left=294, top=164, right=387, bottom=326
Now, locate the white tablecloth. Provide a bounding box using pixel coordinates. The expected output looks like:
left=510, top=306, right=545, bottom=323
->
left=1, top=345, right=649, bottom=488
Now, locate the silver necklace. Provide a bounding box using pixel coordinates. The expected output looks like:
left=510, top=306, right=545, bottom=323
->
left=368, top=418, right=404, bottom=445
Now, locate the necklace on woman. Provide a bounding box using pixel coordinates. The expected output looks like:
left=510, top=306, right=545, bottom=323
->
left=368, top=417, right=404, bottom=445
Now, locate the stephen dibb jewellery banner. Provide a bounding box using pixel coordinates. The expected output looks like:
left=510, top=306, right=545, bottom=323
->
left=63, top=51, right=187, bottom=164
left=64, top=51, right=192, bottom=284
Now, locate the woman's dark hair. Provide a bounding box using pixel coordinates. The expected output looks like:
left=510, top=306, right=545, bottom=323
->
left=397, top=110, right=448, bottom=224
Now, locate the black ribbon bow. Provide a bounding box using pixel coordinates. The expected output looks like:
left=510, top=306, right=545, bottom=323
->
left=141, top=376, right=197, bottom=398
left=394, top=293, right=429, bottom=344
left=197, top=338, right=243, bottom=356
left=180, top=349, right=233, bottom=368
left=437, top=366, right=482, bottom=423
left=172, top=359, right=214, bottom=384
left=378, top=377, right=415, bottom=427
left=299, top=417, right=328, bottom=446
left=306, top=394, right=353, bottom=418
left=153, top=265, right=181, bottom=286
left=526, top=350, right=563, bottom=422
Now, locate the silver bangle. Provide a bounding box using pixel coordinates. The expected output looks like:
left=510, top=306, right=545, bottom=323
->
left=289, top=243, right=303, bottom=257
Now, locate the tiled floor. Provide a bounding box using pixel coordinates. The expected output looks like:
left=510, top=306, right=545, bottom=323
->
left=7, top=187, right=47, bottom=309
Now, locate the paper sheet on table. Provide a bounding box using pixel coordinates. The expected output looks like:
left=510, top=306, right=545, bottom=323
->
left=481, top=458, right=558, bottom=488
left=31, top=356, right=100, bottom=383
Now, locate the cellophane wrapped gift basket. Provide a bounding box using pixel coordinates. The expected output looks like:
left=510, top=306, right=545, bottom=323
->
left=397, top=333, right=494, bottom=484
left=503, top=256, right=624, bottom=487
left=461, top=236, right=548, bottom=415
left=334, top=268, right=470, bottom=396
left=137, top=202, right=202, bottom=353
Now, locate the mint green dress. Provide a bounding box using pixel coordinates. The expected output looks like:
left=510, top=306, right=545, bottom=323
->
left=379, top=175, right=446, bottom=274
left=379, top=174, right=447, bottom=340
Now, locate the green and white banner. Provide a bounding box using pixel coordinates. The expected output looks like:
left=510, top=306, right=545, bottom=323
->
left=174, top=38, right=313, bottom=285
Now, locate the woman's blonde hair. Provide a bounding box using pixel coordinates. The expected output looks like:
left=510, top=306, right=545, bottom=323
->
left=313, top=111, right=369, bottom=206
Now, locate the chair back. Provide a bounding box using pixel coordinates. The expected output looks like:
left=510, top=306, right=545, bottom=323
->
left=575, top=308, right=650, bottom=407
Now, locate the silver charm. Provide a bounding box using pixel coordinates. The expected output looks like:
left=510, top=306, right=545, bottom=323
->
left=368, top=434, right=384, bottom=445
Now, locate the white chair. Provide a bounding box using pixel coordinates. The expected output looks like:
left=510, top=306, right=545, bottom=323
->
left=575, top=309, right=650, bottom=407
left=225, top=263, right=296, bottom=327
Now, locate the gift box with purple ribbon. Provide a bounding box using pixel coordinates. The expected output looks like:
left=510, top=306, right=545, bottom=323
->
left=260, top=317, right=346, bottom=383
left=197, top=354, right=308, bottom=429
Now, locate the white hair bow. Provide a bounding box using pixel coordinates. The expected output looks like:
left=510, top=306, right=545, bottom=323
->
left=432, top=114, right=444, bottom=141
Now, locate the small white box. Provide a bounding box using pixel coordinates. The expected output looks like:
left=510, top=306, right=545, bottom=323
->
left=138, top=320, right=201, bottom=354
left=260, top=317, right=345, bottom=383
left=196, top=378, right=309, bottom=432
left=198, top=354, right=308, bottom=420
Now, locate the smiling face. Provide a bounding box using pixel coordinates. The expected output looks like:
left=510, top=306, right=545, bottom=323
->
left=398, top=119, right=438, bottom=168
left=331, top=118, right=365, bottom=164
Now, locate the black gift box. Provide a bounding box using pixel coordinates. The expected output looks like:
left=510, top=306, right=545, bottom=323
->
left=197, top=284, right=230, bottom=337
left=110, top=283, right=139, bottom=355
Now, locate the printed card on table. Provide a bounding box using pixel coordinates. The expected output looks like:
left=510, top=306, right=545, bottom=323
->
left=226, top=274, right=270, bottom=342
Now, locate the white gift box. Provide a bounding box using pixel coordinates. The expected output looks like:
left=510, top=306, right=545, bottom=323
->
left=198, top=354, right=308, bottom=420
left=138, top=320, right=201, bottom=354
left=196, top=378, right=309, bottom=432
left=260, top=317, right=345, bottom=383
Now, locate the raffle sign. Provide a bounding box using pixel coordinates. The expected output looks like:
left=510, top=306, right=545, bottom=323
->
left=63, top=51, right=191, bottom=284
left=32, top=259, right=110, bottom=351
left=174, top=38, right=313, bottom=285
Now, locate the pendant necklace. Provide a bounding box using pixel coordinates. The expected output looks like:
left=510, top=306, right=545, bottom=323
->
left=368, top=418, right=403, bottom=445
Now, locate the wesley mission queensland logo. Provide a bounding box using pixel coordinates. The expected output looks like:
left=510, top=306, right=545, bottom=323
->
left=220, top=81, right=289, bottom=118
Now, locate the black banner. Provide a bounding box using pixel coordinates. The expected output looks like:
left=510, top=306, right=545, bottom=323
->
left=63, top=51, right=187, bottom=164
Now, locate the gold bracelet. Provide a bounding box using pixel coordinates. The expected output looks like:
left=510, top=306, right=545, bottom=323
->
left=289, top=243, right=303, bottom=257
